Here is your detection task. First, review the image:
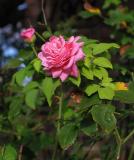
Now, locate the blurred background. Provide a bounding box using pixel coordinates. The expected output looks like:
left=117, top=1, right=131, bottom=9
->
left=0, top=0, right=82, bottom=67
left=0, top=0, right=134, bottom=61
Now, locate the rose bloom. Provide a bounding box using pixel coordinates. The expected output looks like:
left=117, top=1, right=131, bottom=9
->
left=38, top=36, right=85, bottom=81
left=20, top=27, right=35, bottom=43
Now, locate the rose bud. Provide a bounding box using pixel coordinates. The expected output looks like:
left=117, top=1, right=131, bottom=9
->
left=20, top=27, right=36, bottom=43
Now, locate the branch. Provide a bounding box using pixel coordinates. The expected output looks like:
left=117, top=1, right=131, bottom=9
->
left=18, top=145, right=24, bottom=160
left=123, top=128, right=134, bottom=144
left=41, top=0, right=47, bottom=27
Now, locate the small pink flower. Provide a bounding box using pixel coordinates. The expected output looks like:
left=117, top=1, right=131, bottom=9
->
left=38, top=36, right=85, bottom=81
left=20, top=27, right=35, bottom=43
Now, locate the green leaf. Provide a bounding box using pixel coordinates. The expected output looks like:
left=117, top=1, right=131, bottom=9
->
left=101, top=82, right=115, bottom=90
left=91, top=104, right=116, bottom=133
left=75, top=94, right=101, bottom=109
left=102, top=77, right=112, bottom=83
left=99, top=67, right=108, bottom=78
left=79, top=11, right=95, bottom=19
left=32, top=58, right=41, bottom=72
left=114, top=91, right=134, bottom=104
left=42, top=31, right=52, bottom=39
left=41, top=78, right=60, bottom=106
left=124, top=46, right=134, bottom=59
left=81, top=123, right=98, bottom=136
left=81, top=36, right=98, bottom=46
left=83, top=45, right=92, bottom=56
left=58, top=124, right=78, bottom=149
left=85, top=84, right=99, bottom=96
left=69, top=73, right=81, bottom=87
left=0, top=155, right=3, bottom=160
left=53, top=79, right=61, bottom=91
left=15, top=68, right=26, bottom=86
left=23, top=81, right=39, bottom=93
left=64, top=109, right=75, bottom=120
left=81, top=67, right=94, bottom=80
left=103, top=0, right=121, bottom=9
left=25, top=89, right=38, bottom=109
left=92, top=43, right=120, bottom=55
left=4, top=58, right=22, bottom=69
left=8, top=98, right=22, bottom=121
left=19, top=49, right=33, bottom=60
left=93, top=68, right=102, bottom=79
left=98, top=87, right=114, bottom=100
left=3, top=145, right=17, bottom=160
left=84, top=57, right=91, bottom=68
left=94, top=57, right=113, bottom=69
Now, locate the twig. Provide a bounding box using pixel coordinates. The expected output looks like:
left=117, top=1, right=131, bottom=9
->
left=114, top=128, right=122, bottom=160
left=57, top=84, right=63, bottom=133
left=52, top=83, right=63, bottom=160
left=41, top=0, right=47, bottom=27
left=85, top=141, right=97, bottom=160
left=41, top=0, right=52, bottom=33
left=35, top=32, right=45, bottom=42
left=123, top=128, right=134, bottom=144
left=18, top=145, right=24, bottom=160
left=31, top=43, right=38, bottom=57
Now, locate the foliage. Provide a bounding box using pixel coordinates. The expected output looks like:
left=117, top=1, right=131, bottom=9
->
left=0, top=0, right=134, bottom=159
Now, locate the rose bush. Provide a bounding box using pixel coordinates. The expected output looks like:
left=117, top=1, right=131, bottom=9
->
left=1, top=1, right=134, bottom=159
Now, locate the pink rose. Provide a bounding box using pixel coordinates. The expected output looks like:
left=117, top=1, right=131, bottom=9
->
left=38, top=36, right=85, bottom=81
left=20, top=27, right=35, bottom=43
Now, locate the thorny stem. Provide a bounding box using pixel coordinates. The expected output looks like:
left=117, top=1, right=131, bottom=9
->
left=114, top=127, right=134, bottom=160
left=131, top=72, right=134, bottom=81
left=41, top=0, right=47, bottom=27
left=1, top=145, right=5, bottom=156
left=114, top=128, right=122, bottom=160
left=123, top=128, right=134, bottom=144
left=52, top=84, right=63, bottom=160
left=35, top=32, right=45, bottom=42
left=31, top=43, right=38, bottom=57
left=41, top=0, right=52, bottom=33
left=0, top=129, right=17, bottom=136
left=18, top=145, right=24, bottom=160
left=57, top=84, right=63, bottom=133
left=128, top=143, right=134, bottom=160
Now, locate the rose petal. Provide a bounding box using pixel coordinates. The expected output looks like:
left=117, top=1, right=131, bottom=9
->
left=74, top=36, right=80, bottom=42
left=63, top=56, right=74, bottom=69
left=60, top=72, right=69, bottom=81
left=38, top=52, right=47, bottom=62
left=74, top=49, right=85, bottom=62
left=78, top=42, right=84, bottom=47
left=71, top=44, right=79, bottom=55
left=70, top=64, right=78, bottom=77
left=49, top=36, right=57, bottom=41
left=51, top=69, right=62, bottom=78
left=68, top=36, right=74, bottom=43
left=59, top=36, right=65, bottom=46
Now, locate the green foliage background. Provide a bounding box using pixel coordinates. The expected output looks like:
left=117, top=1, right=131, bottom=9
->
left=0, top=0, right=134, bottom=160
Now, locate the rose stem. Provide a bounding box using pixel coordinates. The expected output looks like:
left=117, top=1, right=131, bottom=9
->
left=123, top=128, right=134, bottom=144
left=35, top=32, right=45, bottom=42
left=41, top=0, right=52, bottom=34
left=31, top=44, right=38, bottom=57
left=52, top=83, right=63, bottom=160
left=114, top=128, right=122, bottom=160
